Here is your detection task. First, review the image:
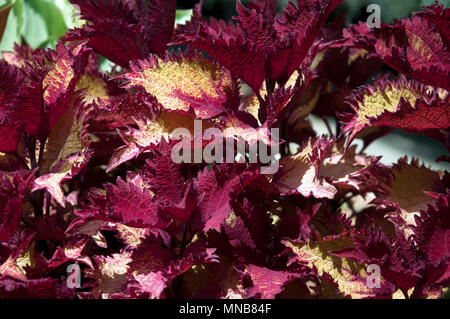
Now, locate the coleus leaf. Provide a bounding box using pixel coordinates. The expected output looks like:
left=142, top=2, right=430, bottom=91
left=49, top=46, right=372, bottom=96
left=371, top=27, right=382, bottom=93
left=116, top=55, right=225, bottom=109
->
left=310, top=207, right=353, bottom=240
left=65, top=20, right=145, bottom=69
left=226, top=69, right=308, bottom=127
left=0, top=276, right=60, bottom=299
left=234, top=0, right=278, bottom=54
left=85, top=88, right=160, bottom=134
left=317, top=140, right=388, bottom=195
left=0, top=0, right=449, bottom=300
left=85, top=89, right=159, bottom=134
left=245, top=264, right=302, bottom=299
left=17, top=43, right=84, bottom=140
left=194, top=164, right=259, bottom=232
left=341, top=78, right=450, bottom=147
left=84, top=251, right=133, bottom=299
left=272, top=136, right=337, bottom=199
left=0, top=60, right=25, bottom=153
left=1, top=43, right=35, bottom=68
left=223, top=210, right=258, bottom=253
left=247, top=0, right=279, bottom=17
left=0, top=233, right=36, bottom=281
left=338, top=12, right=450, bottom=91
left=311, top=47, right=383, bottom=131
left=73, top=0, right=137, bottom=20
left=128, top=243, right=172, bottom=299
left=276, top=203, right=321, bottom=242
left=220, top=111, right=276, bottom=147
left=140, top=141, right=196, bottom=223
left=66, top=217, right=110, bottom=249
left=173, top=15, right=266, bottom=92
left=0, top=230, right=34, bottom=263
left=107, top=119, right=164, bottom=172
left=75, top=71, right=112, bottom=106
left=120, top=51, right=239, bottom=119
left=260, top=84, right=299, bottom=126
left=128, top=239, right=217, bottom=298
left=113, top=224, right=151, bottom=250
left=25, top=239, right=92, bottom=279
left=107, top=108, right=215, bottom=172
left=0, top=170, right=35, bottom=242
left=374, top=157, right=446, bottom=216
left=178, top=252, right=245, bottom=299
left=315, top=47, right=382, bottom=92
left=140, top=140, right=185, bottom=206
left=83, top=176, right=170, bottom=229
left=67, top=0, right=176, bottom=68
left=313, top=272, right=349, bottom=299
left=269, top=0, right=344, bottom=82
left=413, top=191, right=450, bottom=268
left=231, top=193, right=278, bottom=255
left=38, top=101, right=90, bottom=176
left=330, top=229, right=423, bottom=294
left=174, top=0, right=343, bottom=90
left=71, top=0, right=136, bottom=21
left=1, top=42, right=87, bottom=161
left=41, top=45, right=78, bottom=109
left=33, top=151, right=93, bottom=207
left=133, top=0, right=177, bottom=55
left=283, top=234, right=395, bottom=298
left=83, top=238, right=217, bottom=299
left=416, top=1, right=450, bottom=50
left=32, top=101, right=93, bottom=207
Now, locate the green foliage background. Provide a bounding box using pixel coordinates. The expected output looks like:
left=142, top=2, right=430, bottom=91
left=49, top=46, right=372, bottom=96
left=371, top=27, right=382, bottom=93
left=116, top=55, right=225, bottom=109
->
left=0, top=0, right=75, bottom=51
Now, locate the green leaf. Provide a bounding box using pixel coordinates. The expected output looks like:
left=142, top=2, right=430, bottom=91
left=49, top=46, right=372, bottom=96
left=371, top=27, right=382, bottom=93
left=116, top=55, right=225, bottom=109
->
left=53, top=0, right=80, bottom=29
left=1, top=0, right=70, bottom=51
left=175, top=9, right=193, bottom=27
left=0, top=0, right=17, bottom=50
left=23, top=0, right=67, bottom=48
left=99, top=55, right=116, bottom=73
left=0, top=0, right=14, bottom=10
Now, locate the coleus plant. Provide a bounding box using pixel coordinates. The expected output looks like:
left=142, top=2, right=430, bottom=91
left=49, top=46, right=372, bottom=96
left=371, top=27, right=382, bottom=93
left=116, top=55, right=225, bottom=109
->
left=0, top=0, right=449, bottom=299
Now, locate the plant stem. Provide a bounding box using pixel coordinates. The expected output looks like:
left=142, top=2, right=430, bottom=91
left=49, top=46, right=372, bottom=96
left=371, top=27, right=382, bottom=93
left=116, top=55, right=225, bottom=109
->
left=37, top=137, right=47, bottom=174
left=12, top=151, right=29, bottom=169
left=25, top=135, right=37, bottom=170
